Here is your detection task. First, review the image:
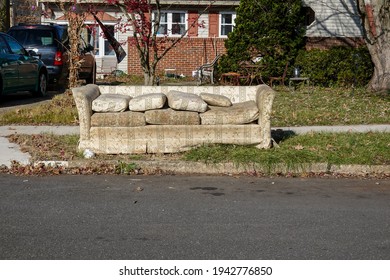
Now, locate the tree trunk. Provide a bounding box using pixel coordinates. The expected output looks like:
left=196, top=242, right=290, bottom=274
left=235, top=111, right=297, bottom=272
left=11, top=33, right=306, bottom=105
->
left=357, top=0, right=390, bottom=92
left=144, top=73, right=154, bottom=85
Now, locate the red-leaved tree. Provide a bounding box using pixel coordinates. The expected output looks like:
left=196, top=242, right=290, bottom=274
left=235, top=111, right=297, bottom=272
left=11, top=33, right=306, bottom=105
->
left=108, top=0, right=212, bottom=85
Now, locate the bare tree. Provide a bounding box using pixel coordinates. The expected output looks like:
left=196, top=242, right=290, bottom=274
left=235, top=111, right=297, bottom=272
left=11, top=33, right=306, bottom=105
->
left=61, top=3, right=87, bottom=89
left=109, top=0, right=212, bottom=85
left=357, top=0, right=390, bottom=91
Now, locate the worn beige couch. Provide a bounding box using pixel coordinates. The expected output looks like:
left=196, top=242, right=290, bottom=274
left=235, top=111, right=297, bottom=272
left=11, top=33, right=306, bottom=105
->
left=72, top=84, right=275, bottom=154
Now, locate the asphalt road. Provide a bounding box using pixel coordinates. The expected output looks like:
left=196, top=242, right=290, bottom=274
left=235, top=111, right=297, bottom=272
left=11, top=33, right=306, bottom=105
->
left=0, top=174, right=389, bottom=260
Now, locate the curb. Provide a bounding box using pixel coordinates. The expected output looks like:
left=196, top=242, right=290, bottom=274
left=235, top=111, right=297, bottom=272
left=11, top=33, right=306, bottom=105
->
left=31, top=160, right=390, bottom=177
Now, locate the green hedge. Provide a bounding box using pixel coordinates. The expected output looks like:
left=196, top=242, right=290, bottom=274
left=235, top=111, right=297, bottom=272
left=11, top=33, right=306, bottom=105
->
left=294, top=46, right=373, bottom=87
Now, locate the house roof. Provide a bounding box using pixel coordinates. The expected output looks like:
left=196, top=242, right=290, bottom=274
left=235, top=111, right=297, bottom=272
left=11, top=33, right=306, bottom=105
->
left=56, top=11, right=118, bottom=22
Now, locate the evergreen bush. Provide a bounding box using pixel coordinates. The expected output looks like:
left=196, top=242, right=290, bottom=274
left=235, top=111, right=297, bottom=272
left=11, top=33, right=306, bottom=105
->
left=219, top=0, right=305, bottom=80
left=294, top=46, right=373, bottom=87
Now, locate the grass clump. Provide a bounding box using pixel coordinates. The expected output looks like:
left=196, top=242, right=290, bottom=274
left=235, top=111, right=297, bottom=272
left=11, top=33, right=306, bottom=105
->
left=272, top=87, right=389, bottom=126
left=0, top=93, right=78, bottom=125
left=184, top=132, right=390, bottom=170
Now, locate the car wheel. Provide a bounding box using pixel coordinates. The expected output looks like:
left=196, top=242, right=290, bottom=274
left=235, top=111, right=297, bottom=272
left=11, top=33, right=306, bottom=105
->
left=33, top=72, right=48, bottom=97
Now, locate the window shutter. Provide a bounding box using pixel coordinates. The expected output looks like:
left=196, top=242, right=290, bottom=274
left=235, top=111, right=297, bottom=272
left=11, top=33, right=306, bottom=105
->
left=188, top=10, right=199, bottom=37
left=209, top=11, right=219, bottom=37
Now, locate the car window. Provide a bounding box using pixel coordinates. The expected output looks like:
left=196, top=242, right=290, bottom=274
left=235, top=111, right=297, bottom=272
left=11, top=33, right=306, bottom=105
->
left=0, top=35, right=10, bottom=54
left=7, top=30, right=27, bottom=45
left=39, top=30, right=55, bottom=46
left=9, top=29, right=57, bottom=46
left=3, top=35, right=27, bottom=55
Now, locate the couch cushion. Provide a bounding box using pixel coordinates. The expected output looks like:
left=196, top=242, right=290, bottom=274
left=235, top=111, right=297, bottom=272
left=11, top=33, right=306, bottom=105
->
left=200, top=93, right=232, bottom=107
left=167, top=90, right=208, bottom=113
left=145, top=108, right=200, bottom=125
left=129, top=92, right=167, bottom=111
left=200, top=101, right=259, bottom=125
left=92, top=94, right=131, bottom=112
left=91, top=111, right=146, bottom=127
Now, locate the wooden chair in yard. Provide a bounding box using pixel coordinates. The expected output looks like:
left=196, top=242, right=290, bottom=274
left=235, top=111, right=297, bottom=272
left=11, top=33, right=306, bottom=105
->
left=197, top=54, right=221, bottom=85
left=269, top=62, right=289, bottom=87
left=238, top=61, right=265, bottom=85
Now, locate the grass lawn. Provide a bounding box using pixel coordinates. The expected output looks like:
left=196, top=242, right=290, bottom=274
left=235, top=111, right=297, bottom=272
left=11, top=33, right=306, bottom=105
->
left=272, top=87, right=389, bottom=126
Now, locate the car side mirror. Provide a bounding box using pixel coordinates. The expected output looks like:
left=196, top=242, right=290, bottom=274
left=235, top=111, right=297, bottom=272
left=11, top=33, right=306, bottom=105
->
left=28, top=49, right=41, bottom=59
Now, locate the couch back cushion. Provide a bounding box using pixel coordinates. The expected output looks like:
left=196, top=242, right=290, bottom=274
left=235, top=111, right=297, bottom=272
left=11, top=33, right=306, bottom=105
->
left=166, top=90, right=208, bottom=113
left=200, top=93, right=232, bottom=107
left=129, top=93, right=167, bottom=111
left=92, top=94, right=131, bottom=112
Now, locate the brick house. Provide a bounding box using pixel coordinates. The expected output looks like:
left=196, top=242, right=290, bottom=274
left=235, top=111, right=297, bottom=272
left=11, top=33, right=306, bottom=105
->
left=20, top=0, right=364, bottom=77
left=37, top=0, right=239, bottom=78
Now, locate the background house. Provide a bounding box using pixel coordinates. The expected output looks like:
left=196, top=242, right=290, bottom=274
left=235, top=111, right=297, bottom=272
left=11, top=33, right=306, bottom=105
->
left=9, top=0, right=365, bottom=78
left=38, top=0, right=239, bottom=78
left=303, top=0, right=365, bottom=49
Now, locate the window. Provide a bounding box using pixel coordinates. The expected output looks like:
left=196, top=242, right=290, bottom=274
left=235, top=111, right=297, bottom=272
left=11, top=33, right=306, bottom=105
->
left=87, top=25, right=116, bottom=57
left=155, top=11, right=187, bottom=36
left=303, top=6, right=315, bottom=26
left=220, top=12, right=236, bottom=37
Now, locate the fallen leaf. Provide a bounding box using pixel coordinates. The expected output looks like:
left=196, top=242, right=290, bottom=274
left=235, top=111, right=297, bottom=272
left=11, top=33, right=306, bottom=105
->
left=294, top=144, right=304, bottom=150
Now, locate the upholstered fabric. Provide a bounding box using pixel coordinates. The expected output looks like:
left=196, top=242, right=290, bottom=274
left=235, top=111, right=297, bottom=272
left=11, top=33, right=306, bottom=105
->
left=200, top=101, right=259, bottom=125
left=91, top=111, right=146, bottom=127
left=200, top=92, right=232, bottom=107
left=166, top=90, right=208, bottom=113
left=92, top=94, right=131, bottom=112
left=73, top=84, right=276, bottom=153
left=145, top=108, right=200, bottom=125
left=129, top=92, right=167, bottom=111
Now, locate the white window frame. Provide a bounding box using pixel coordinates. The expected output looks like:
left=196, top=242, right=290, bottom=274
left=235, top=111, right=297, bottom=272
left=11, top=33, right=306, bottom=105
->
left=86, top=23, right=117, bottom=58
left=219, top=12, right=236, bottom=37
left=154, top=10, right=188, bottom=37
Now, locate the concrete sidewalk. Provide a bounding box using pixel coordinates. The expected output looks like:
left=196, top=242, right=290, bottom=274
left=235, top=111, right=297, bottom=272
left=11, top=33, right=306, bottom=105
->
left=0, top=125, right=389, bottom=174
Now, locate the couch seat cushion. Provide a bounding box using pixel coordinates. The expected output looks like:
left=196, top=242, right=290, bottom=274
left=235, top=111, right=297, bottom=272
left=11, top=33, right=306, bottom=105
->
left=200, top=93, right=232, bottom=107
left=129, top=92, right=167, bottom=111
left=145, top=108, right=200, bottom=125
left=91, top=111, right=146, bottom=127
left=92, top=94, right=131, bottom=112
left=200, top=101, right=259, bottom=125
left=167, top=90, right=208, bottom=113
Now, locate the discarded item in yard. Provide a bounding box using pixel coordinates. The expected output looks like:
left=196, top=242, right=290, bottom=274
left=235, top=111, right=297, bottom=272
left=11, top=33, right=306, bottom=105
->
left=83, top=149, right=95, bottom=159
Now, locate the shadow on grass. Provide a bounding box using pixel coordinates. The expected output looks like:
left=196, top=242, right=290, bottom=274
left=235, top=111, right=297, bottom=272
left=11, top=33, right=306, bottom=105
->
left=271, top=129, right=297, bottom=144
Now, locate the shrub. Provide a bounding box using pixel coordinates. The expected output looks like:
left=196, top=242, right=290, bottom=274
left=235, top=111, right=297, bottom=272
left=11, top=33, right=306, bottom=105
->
left=219, top=0, right=305, bottom=79
left=294, top=46, right=373, bottom=87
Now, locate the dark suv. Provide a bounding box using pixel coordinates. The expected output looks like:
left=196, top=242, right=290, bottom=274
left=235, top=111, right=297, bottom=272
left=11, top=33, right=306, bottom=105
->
left=8, top=24, right=96, bottom=88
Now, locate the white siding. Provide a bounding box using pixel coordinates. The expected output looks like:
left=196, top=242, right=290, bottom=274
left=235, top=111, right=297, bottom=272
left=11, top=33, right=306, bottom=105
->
left=303, top=0, right=363, bottom=37
left=198, top=13, right=209, bottom=38
left=117, top=28, right=130, bottom=74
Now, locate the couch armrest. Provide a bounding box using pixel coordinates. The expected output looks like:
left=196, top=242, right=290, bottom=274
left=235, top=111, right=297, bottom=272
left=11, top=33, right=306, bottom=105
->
left=72, top=84, right=101, bottom=141
left=256, top=84, right=276, bottom=149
